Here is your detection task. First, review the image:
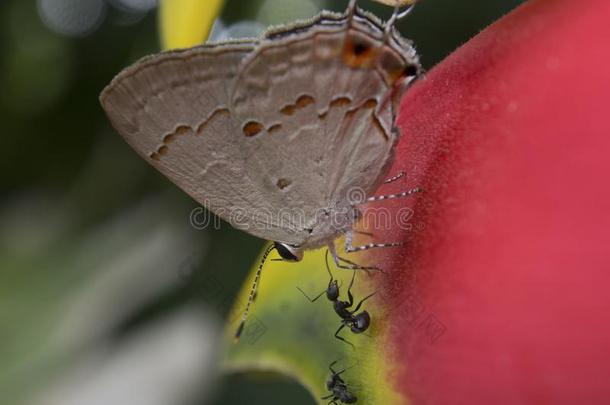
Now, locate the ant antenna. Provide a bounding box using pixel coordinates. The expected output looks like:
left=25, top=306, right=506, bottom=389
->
left=296, top=250, right=338, bottom=302
left=235, top=243, right=276, bottom=341
left=330, top=358, right=361, bottom=373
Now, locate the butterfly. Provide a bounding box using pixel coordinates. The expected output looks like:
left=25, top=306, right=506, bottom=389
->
left=100, top=0, right=421, bottom=338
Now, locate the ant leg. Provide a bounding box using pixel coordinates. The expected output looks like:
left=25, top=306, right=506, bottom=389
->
left=324, top=249, right=335, bottom=279
left=346, top=270, right=356, bottom=308
left=352, top=291, right=377, bottom=313
left=321, top=394, right=334, bottom=400
left=334, top=324, right=355, bottom=349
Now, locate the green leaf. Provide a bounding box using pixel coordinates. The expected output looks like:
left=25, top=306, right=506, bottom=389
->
left=224, top=244, right=406, bottom=404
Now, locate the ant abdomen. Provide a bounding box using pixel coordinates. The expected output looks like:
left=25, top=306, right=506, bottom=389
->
left=349, top=311, right=371, bottom=334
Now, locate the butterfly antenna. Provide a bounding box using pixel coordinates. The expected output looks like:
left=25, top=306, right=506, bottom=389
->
left=384, top=1, right=417, bottom=39
left=343, top=0, right=358, bottom=53
left=347, top=0, right=357, bottom=18
left=234, top=243, right=276, bottom=341
left=397, top=1, right=417, bottom=20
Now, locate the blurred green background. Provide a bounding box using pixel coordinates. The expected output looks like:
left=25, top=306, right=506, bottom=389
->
left=0, top=0, right=524, bottom=404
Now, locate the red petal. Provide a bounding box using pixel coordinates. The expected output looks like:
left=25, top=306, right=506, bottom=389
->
left=378, top=0, right=610, bottom=402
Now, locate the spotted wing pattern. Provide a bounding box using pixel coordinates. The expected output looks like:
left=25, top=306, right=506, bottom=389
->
left=100, top=8, right=420, bottom=247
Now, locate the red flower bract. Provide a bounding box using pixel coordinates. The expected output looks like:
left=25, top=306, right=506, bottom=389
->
left=378, top=0, right=610, bottom=403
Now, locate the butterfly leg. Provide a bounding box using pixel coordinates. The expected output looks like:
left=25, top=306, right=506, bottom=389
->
left=382, top=171, right=405, bottom=184
left=353, top=229, right=374, bottom=237
left=364, top=186, right=422, bottom=203
left=328, top=242, right=379, bottom=271
left=345, top=186, right=421, bottom=255
left=344, top=229, right=402, bottom=254
left=337, top=255, right=381, bottom=273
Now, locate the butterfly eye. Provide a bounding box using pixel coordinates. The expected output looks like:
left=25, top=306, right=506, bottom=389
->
left=273, top=242, right=304, bottom=262
left=403, top=64, right=419, bottom=77
left=377, top=47, right=420, bottom=85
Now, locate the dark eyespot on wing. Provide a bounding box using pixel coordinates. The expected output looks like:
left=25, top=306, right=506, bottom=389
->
left=243, top=121, right=264, bottom=137
left=296, top=94, right=315, bottom=108
left=268, top=123, right=282, bottom=134
left=276, top=178, right=292, bottom=189
left=342, top=33, right=377, bottom=68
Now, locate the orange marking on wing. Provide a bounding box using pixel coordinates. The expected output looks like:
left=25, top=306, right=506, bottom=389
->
left=342, top=35, right=378, bottom=69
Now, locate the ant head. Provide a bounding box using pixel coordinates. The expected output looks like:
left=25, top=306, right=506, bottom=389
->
left=325, top=375, right=334, bottom=390
left=350, top=311, right=371, bottom=333
left=273, top=242, right=303, bottom=261
left=326, top=280, right=340, bottom=300
left=326, top=373, right=343, bottom=390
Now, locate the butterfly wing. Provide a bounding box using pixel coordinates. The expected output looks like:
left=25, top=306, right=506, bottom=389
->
left=229, top=10, right=420, bottom=248
left=100, top=41, right=298, bottom=239
left=100, top=9, right=419, bottom=248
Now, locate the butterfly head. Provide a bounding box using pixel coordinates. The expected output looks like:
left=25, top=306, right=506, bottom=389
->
left=273, top=242, right=304, bottom=262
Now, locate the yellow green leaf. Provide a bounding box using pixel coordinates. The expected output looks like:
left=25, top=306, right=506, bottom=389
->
left=224, top=242, right=405, bottom=404
left=159, top=0, right=225, bottom=50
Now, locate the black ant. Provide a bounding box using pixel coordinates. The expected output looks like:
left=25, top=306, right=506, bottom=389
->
left=322, top=360, right=358, bottom=404
left=297, top=250, right=376, bottom=348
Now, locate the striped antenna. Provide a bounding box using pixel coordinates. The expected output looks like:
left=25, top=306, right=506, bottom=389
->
left=347, top=0, right=358, bottom=17
left=397, top=2, right=417, bottom=20
left=384, top=1, right=417, bottom=39
left=235, top=243, right=276, bottom=341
